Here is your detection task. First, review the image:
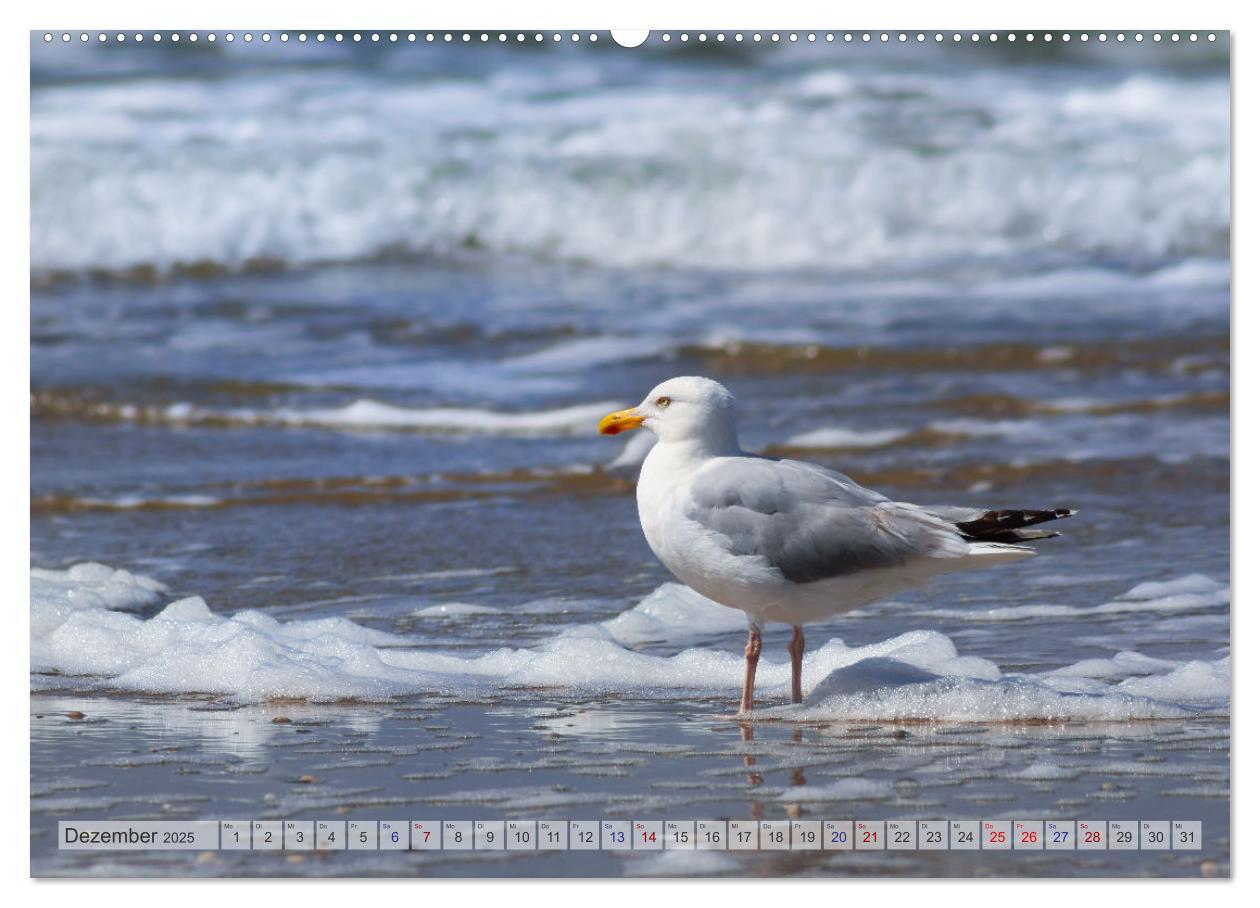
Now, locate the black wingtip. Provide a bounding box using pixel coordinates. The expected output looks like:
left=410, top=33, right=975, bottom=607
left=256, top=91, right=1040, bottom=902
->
left=955, top=507, right=1077, bottom=543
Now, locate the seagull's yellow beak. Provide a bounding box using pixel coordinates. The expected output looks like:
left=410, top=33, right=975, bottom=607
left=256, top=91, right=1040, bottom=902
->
left=598, top=407, right=645, bottom=436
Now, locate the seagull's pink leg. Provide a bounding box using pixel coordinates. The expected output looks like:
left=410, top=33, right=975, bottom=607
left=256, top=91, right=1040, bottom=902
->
left=789, top=625, right=805, bottom=704
left=740, top=626, right=762, bottom=715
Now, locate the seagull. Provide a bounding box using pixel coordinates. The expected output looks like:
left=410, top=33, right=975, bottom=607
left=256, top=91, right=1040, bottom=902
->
left=598, top=376, right=1074, bottom=715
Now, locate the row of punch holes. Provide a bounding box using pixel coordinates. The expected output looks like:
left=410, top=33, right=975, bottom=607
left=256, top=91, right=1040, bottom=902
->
left=43, top=31, right=1219, bottom=45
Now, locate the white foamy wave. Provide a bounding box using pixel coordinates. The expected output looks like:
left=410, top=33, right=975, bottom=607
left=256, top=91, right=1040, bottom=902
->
left=260, top=399, right=620, bottom=435
left=790, top=657, right=1228, bottom=722
left=76, top=495, right=221, bottom=511
left=583, top=583, right=748, bottom=647
left=777, top=779, right=896, bottom=802
left=623, top=851, right=741, bottom=878
left=1011, top=762, right=1078, bottom=781
left=92, top=398, right=621, bottom=437
left=31, top=563, right=168, bottom=638
left=926, top=414, right=1228, bottom=463
left=31, top=68, right=1228, bottom=275
left=1117, top=574, right=1223, bottom=600
left=29, top=564, right=1231, bottom=718
left=1116, top=659, right=1230, bottom=703
left=32, top=589, right=416, bottom=700
left=413, top=603, right=503, bottom=618
left=928, top=418, right=1042, bottom=440
left=244, top=400, right=614, bottom=435
left=1045, top=651, right=1179, bottom=681
left=923, top=574, right=1229, bottom=622
left=783, top=427, right=910, bottom=449
left=503, top=336, right=675, bottom=372
left=923, top=603, right=1084, bottom=622
left=1093, top=574, right=1230, bottom=615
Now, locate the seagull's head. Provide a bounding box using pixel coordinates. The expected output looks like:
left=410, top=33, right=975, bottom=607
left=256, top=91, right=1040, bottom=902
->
left=598, top=376, right=740, bottom=449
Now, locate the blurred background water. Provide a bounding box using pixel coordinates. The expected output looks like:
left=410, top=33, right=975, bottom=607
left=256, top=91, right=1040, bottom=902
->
left=30, top=34, right=1229, bottom=877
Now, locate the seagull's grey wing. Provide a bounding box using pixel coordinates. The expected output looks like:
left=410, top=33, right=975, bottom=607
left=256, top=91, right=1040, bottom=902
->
left=682, top=456, right=967, bottom=584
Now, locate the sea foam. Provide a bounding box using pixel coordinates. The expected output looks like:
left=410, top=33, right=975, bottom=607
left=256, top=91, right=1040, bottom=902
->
left=31, top=563, right=168, bottom=638
left=30, top=563, right=1231, bottom=720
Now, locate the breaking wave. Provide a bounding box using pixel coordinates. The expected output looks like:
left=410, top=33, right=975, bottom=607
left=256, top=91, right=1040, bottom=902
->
left=32, top=62, right=1228, bottom=278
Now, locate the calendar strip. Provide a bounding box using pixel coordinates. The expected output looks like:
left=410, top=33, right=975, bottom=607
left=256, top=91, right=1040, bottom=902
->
left=59, top=819, right=1202, bottom=852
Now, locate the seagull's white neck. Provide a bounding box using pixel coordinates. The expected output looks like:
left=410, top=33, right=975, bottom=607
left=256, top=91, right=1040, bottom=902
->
left=636, top=428, right=741, bottom=565
left=656, top=424, right=742, bottom=462
left=641, top=430, right=742, bottom=486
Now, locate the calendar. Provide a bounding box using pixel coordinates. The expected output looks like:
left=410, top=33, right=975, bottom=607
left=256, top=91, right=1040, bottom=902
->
left=29, top=17, right=1232, bottom=885
left=59, top=819, right=1204, bottom=852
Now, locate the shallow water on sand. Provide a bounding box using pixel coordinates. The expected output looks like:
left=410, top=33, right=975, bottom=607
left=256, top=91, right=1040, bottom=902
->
left=31, top=38, right=1229, bottom=877
left=32, top=696, right=1228, bottom=878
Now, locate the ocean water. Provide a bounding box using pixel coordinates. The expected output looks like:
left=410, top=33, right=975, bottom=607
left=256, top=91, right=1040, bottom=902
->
left=30, top=34, right=1229, bottom=877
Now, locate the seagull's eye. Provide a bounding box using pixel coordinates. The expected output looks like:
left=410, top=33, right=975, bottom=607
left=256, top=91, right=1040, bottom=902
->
left=656, top=396, right=671, bottom=409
